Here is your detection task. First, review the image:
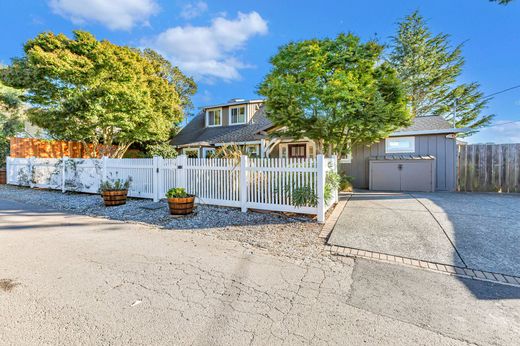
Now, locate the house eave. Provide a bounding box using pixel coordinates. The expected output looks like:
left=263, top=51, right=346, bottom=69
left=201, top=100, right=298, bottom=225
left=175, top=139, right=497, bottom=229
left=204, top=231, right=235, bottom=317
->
left=390, top=128, right=469, bottom=137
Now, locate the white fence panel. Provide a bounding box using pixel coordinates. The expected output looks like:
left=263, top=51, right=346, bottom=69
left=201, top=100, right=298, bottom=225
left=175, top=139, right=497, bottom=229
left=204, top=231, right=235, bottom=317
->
left=246, top=158, right=318, bottom=215
left=161, top=158, right=179, bottom=198
left=32, top=158, right=62, bottom=189
left=5, top=154, right=337, bottom=222
left=105, top=158, right=154, bottom=199
left=65, top=158, right=102, bottom=193
left=6, top=157, right=31, bottom=186
left=185, top=158, right=241, bottom=208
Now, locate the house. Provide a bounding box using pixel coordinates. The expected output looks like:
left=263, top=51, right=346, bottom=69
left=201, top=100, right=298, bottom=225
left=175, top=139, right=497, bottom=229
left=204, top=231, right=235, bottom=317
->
left=171, top=98, right=316, bottom=159
left=171, top=98, right=465, bottom=192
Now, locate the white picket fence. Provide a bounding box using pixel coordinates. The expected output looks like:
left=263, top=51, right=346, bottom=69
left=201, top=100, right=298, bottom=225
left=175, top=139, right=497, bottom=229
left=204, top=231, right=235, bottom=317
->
left=6, top=155, right=337, bottom=222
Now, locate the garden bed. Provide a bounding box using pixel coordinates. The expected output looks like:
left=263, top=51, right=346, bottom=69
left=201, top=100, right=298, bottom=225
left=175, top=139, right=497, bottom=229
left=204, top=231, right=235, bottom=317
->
left=0, top=185, right=325, bottom=259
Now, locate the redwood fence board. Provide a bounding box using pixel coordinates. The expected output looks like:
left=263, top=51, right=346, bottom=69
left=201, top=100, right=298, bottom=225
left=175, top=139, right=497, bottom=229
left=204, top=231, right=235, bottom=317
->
left=458, top=143, right=520, bottom=193
left=9, top=137, right=116, bottom=159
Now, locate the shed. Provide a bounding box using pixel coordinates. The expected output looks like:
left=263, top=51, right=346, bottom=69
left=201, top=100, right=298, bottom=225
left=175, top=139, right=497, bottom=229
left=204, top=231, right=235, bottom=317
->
left=369, top=155, right=436, bottom=192
left=340, top=116, right=467, bottom=192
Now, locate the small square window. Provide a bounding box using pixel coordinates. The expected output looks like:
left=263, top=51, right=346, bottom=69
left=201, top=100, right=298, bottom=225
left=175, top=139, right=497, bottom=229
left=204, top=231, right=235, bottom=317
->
left=385, top=137, right=415, bottom=153
left=203, top=148, right=216, bottom=158
left=206, top=109, right=222, bottom=127
left=230, top=106, right=246, bottom=125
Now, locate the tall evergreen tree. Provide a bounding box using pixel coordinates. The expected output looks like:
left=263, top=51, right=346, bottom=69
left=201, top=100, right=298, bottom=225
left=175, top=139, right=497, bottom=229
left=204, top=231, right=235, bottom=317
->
left=389, top=11, right=493, bottom=133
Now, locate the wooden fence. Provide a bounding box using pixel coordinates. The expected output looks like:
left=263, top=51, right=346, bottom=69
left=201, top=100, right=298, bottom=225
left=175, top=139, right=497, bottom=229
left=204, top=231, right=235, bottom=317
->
left=6, top=155, right=338, bottom=222
left=458, top=143, right=520, bottom=193
left=9, top=137, right=116, bottom=159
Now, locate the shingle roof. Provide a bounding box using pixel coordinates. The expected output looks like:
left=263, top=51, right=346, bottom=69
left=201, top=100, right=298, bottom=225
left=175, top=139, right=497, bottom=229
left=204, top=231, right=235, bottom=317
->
left=399, top=116, right=453, bottom=132
left=171, top=106, right=272, bottom=146
left=171, top=111, right=458, bottom=147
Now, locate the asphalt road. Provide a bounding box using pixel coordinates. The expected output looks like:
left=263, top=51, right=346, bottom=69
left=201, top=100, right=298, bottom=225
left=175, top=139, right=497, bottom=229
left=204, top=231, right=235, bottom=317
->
left=1, top=198, right=519, bottom=345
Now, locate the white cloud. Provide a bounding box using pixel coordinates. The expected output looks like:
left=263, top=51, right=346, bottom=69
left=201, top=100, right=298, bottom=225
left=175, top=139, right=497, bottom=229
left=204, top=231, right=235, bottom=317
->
left=49, top=0, right=159, bottom=30
left=145, top=11, right=268, bottom=81
left=466, top=120, right=520, bottom=144
left=180, top=1, right=208, bottom=19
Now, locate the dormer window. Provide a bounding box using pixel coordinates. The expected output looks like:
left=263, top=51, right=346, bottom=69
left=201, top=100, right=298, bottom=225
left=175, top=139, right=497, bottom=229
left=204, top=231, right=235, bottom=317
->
left=206, top=108, right=222, bottom=127
left=229, top=106, right=246, bottom=125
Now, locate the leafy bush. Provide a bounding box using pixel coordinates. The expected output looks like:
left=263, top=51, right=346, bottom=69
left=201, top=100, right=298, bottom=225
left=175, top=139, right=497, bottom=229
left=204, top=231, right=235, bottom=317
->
left=324, top=171, right=340, bottom=202
left=340, top=174, right=355, bottom=192
left=165, top=187, right=191, bottom=198
left=99, top=177, right=132, bottom=192
left=145, top=143, right=178, bottom=158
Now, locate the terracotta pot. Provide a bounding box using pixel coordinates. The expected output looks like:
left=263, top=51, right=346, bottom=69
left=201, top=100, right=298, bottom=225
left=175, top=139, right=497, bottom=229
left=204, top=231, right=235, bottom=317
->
left=0, top=168, right=6, bottom=185
left=167, top=195, right=195, bottom=215
left=101, top=190, right=128, bottom=206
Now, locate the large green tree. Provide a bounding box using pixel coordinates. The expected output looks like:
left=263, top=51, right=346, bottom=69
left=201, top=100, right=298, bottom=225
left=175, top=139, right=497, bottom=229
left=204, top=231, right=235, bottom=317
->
left=1, top=31, right=194, bottom=158
left=0, top=80, right=25, bottom=166
left=389, top=11, right=493, bottom=133
left=258, top=33, right=411, bottom=156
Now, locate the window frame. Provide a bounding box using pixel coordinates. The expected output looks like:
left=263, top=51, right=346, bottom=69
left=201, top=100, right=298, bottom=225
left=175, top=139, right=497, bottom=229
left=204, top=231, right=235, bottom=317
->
left=385, top=136, right=416, bottom=154
left=206, top=108, right=222, bottom=127
left=245, top=144, right=259, bottom=157
left=228, top=105, right=247, bottom=125
left=202, top=147, right=216, bottom=158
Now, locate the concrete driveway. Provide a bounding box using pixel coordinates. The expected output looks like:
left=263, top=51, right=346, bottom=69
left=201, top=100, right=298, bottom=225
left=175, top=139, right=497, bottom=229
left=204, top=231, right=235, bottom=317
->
left=328, top=192, right=520, bottom=277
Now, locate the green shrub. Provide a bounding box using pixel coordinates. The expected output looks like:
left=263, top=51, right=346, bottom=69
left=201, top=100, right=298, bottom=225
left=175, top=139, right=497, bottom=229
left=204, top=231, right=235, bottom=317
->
left=99, top=177, right=132, bottom=192
left=339, top=174, right=355, bottom=192
left=145, top=143, right=178, bottom=158
left=165, top=187, right=191, bottom=198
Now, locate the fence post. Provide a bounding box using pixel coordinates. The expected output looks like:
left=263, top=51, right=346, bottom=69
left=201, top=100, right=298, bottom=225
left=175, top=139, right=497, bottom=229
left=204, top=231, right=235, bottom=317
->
left=317, top=154, right=325, bottom=223
left=62, top=156, right=68, bottom=193
left=152, top=156, right=161, bottom=202
left=28, top=156, right=34, bottom=188
left=331, top=154, right=338, bottom=204
left=102, top=156, right=107, bottom=182
left=178, top=155, right=188, bottom=190
left=240, top=155, right=248, bottom=213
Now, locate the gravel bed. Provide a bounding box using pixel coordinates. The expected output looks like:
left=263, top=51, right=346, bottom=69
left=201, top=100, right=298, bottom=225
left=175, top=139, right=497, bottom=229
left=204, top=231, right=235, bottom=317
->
left=0, top=185, right=325, bottom=259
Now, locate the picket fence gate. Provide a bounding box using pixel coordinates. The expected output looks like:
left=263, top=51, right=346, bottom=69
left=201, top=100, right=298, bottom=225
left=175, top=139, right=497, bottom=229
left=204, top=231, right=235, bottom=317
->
left=6, top=155, right=337, bottom=222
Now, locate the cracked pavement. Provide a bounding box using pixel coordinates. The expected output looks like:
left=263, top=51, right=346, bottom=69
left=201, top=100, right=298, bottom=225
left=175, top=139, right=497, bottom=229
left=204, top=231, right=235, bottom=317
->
left=1, top=198, right=519, bottom=345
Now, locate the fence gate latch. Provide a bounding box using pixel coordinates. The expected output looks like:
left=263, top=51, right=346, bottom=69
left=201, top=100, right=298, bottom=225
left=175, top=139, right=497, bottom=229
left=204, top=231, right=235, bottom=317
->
left=177, top=165, right=183, bottom=169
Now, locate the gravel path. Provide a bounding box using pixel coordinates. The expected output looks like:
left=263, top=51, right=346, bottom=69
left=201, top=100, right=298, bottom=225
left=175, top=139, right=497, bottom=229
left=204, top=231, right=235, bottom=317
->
left=0, top=185, right=324, bottom=260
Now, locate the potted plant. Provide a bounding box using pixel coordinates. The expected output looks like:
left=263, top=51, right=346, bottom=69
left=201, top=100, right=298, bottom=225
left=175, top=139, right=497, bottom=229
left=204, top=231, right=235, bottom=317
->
left=166, top=188, right=195, bottom=215
left=100, top=178, right=131, bottom=206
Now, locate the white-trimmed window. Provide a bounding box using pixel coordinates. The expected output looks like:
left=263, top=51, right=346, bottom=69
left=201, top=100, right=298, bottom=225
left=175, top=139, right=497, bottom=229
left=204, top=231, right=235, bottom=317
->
left=206, top=108, right=222, bottom=127
left=245, top=144, right=259, bottom=157
left=229, top=106, right=246, bottom=125
left=385, top=136, right=415, bottom=153
left=202, top=147, right=216, bottom=158
left=183, top=148, right=199, bottom=158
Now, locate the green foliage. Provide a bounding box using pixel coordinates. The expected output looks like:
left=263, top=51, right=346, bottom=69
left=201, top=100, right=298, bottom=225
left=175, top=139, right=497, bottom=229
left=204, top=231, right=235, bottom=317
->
left=0, top=80, right=25, bottom=167
left=258, top=33, right=411, bottom=157
left=145, top=143, right=178, bottom=158
left=339, top=174, right=355, bottom=192
left=289, top=185, right=319, bottom=208
left=1, top=31, right=195, bottom=158
left=388, top=11, right=493, bottom=134
left=324, top=171, right=340, bottom=203
left=165, top=187, right=190, bottom=198
left=286, top=171, right=340, bottom=208
left=99, top=177, right=132, bottom=192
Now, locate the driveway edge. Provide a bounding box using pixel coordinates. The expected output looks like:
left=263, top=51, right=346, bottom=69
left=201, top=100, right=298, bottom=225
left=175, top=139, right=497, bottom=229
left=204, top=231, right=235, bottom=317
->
left=324, top=244, right=520, bottom=287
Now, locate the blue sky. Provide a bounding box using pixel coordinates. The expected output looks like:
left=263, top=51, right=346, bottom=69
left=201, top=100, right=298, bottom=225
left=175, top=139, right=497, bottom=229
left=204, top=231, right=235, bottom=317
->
left=1, top=0, right=519, bottom=143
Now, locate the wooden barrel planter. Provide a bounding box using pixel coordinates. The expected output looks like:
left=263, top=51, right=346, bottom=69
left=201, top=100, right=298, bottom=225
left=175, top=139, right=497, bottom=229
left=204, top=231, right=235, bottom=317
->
left=101, top=190, right=128, bottom=206
left=167, top=195, right=195, bottom=215
left=0, top=169, right=6, bottom=185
